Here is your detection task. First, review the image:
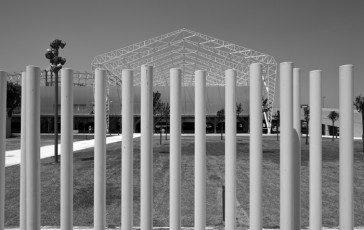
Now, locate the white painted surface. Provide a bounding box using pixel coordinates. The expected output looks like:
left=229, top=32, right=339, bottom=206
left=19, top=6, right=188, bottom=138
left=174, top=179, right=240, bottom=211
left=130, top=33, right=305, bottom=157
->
left=25, top=66, right=41, bottom=230
left=94, top=68, right=107, bottom=230
left=279, top=62, right=294, bottom=230
left=141, top=65, right=153, bottom=230
left=122, top=69, right=134, bottom=230
left=170, top=68, right=182, bottom=230
left=249, top=63, right=262, bottom=230
left=225, top=69, right=237, bottom=230
left=293, top=68, right=301, bottom=230
left=194, top=70, right=206, bottom=230
left=61, top=68, right=74, bottom=230
left=339, top=64, right=354, bottom=230
left=310, top=70, right=322, bottom=230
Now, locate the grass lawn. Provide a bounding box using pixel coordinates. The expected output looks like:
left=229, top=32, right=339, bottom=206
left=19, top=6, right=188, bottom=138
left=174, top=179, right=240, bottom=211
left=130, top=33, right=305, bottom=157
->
left=4, top=135, right=364, bottom=228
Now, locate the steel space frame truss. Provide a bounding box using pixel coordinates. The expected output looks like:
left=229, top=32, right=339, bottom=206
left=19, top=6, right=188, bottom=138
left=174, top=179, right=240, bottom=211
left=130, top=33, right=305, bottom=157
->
left=92, top=28, right=277, bottom=128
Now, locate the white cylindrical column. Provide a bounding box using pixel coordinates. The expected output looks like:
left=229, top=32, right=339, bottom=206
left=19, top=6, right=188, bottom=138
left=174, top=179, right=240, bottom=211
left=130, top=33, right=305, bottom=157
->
left=20, top=71, right=27, bottom=230
left=225, top=69, right=236, bottom=230
left=249, top=63, right=262, bottom=230
left=170, top=68, right=182, bottom=230
left=339, top=64, right=354, bottom=230
left=94, top=68, right=107, bottom=230
left=25, top=66, right=41, bottom=230
left=61, top=68, right=74, bottom=230
left=122, top=69, right=134, bottom=230
left=309, top=70, right=322, bottom=230
left=293, top=68, right=301, bottom=230
left=280, top=62, right=294, bottom=230
left=141, top=65, right=153, bottom=230
left=194, top=70, right=206, bottom=230
left=0, top=70, right=7, bottom=230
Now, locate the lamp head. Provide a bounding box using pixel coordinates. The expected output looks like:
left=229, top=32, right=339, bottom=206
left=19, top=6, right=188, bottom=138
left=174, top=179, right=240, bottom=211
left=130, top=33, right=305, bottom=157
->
left=59, top=41, right=66, bottom=49
left=51, top=56, right=66, bottom=66
left=50, top=39, right=66, bottom=50
left=60, top=57, right=66, bottom=65
left=45, top=50, right=54, bottom=60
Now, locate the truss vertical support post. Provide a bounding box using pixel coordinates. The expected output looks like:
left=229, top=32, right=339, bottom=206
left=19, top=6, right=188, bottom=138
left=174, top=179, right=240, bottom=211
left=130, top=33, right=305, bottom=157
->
left=0, top=70, right=7, bottom=230
left=249, top=63, right=262, bottom=230
left=25, top=66, right=41, bottom=230
left=141, top=65, right=153, bottom=230
left=293, top=68, right=301, bottom=230
left=61, top=68, right=74, bottom=230
left=195, top=70, right=206, bottom=230
left=122, top=69, right=134, bottom=230
left=170, top=68, right=182, bottom=230
left=280, top=62, right=294, bottom=230
left=339, top=64, right=354, bottom=230
left=309, top=70, right=322, bottom=230
left=20, top=71, right=27, bottom=230
left=94, top=68, right=107, bottom=230
left=225, top=69, right=237, bottom=230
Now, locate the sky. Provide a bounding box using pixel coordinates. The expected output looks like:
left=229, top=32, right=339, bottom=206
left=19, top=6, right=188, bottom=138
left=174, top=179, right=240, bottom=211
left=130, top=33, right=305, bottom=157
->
left=0, top=0, right=363, bottom=109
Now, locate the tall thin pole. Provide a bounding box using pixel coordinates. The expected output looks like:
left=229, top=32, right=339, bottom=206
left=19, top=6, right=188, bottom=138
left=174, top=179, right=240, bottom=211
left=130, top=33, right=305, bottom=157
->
left=141, top=65, right=153, bottom=230
left=25, top=65, right=41, bottom=230
left=61, top=68, right=74, bottom=230
left=94, top=68, right=107, bottom=230
left=170, top=68, right=182, bottom=230
left=195, top=70, right=206, bottom=230
left=339, top=64, right=354, bottom=230
left=309, top=70, right=322, bottom=230
left=0, top=70, right=7, bottom=230
left=280, top=62, right=294, bottom=230
left=249, top=63, right=262, bottom=230
left=20, top=71, right=27, bottom=230
left=293, top=68, right=301, bottom=230
left=122, top=69, right=134, bottom=230
left=54, top=70, right=59, bottom=163
left=225, top=69, right=237, bottom=230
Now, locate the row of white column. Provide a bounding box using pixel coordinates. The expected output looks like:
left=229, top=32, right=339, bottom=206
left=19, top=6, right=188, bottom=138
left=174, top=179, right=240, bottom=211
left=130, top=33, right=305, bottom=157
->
left=0, top=63, right=354, bottom=230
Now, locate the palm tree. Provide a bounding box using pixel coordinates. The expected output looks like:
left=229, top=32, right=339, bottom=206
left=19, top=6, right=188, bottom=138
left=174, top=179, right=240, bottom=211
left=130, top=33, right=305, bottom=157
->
left=162, top=102, right=170, bottom=140
left=236, top=102, right=248, bottom=133
left=273, top=110, right=280, bottom=141
left=354, top=95, right=364, bottom=152
left=327, top=111, right=339, bottom=141
left=303, top=106, right=310, bottom=144
left=216, top=109, right=225, bottom=140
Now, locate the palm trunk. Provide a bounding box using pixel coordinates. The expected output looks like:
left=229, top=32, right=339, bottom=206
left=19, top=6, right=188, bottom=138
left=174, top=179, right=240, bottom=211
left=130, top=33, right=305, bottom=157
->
left=305, top=125, right=308, bottom=144
left=332, top=121, right=335, bottom=141
left=165, top=117, right=168, bottom=140
left=220, top=123, right=223, bottom=140
left=160, top=129, right=162, bottom=145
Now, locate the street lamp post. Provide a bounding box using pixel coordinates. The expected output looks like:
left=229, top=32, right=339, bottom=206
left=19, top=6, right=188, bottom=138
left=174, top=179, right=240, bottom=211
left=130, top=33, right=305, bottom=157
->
left=45, top=39, right=66, bottom=163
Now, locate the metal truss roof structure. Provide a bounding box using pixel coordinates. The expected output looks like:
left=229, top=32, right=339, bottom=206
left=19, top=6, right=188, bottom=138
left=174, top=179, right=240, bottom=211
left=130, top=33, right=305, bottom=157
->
left=92, top=28, right=277, bottom=126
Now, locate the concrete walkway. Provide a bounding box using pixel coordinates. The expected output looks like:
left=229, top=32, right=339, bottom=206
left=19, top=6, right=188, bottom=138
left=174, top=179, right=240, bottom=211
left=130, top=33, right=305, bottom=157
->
left=5, top=134, right=141, bottom=167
